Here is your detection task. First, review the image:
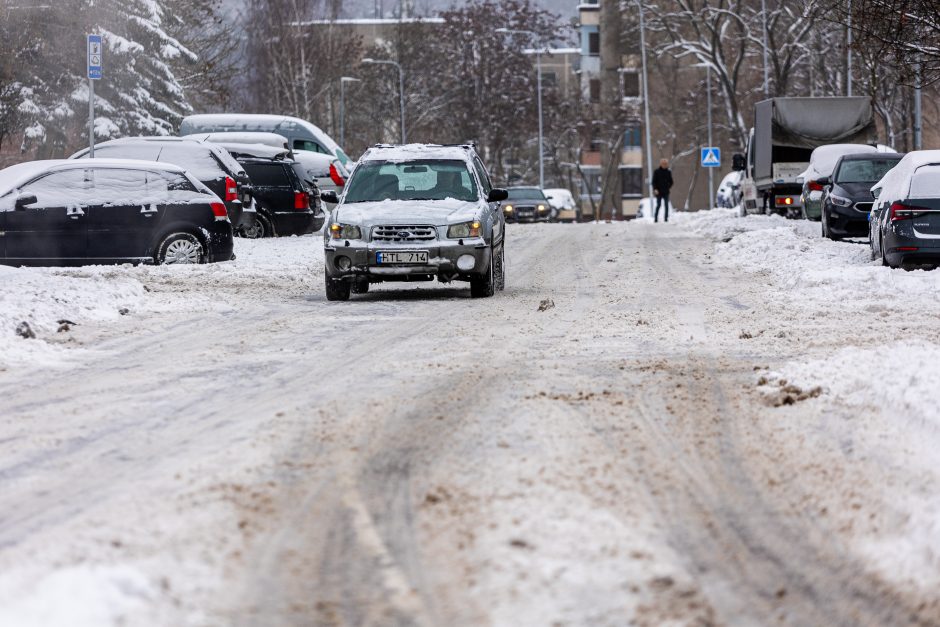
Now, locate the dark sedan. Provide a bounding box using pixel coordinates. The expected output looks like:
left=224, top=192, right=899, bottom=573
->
left=820, top=153, right=903, bottom=240
left=503, top=187, right=550, bottom=223
left=870, top=151, right=940, bottom=268
left=0, top=159, right=233, bottom=266
left=71, top=137, right=255, bottom=236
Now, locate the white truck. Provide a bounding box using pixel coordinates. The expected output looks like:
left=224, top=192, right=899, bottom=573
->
left=736, top=97, right=877, bottom=217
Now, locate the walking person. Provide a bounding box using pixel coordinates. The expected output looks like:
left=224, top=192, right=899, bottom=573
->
left=652, top=158, right=673, bottom=223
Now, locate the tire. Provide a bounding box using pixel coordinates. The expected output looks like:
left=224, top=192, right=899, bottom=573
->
left=241, top=214, right=267, bottom=239
left=470, top=245, right=496, bottom=298
left=494, top=241, right=506, bottom=291
left=351, top=278, right=370, bottom=294
left=258, top=213, right=276, bottom=238
left=156, top=232, right=205, bottom=265
left=325, top=270, right=351, bottom=301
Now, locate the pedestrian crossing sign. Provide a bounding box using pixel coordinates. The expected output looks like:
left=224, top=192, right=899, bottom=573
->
left=701, top=147, right=721, bottom=167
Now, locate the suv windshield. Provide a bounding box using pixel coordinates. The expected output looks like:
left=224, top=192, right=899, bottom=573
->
left=507, top=187, right=546, bottom=201
left=344, top=159, right=478, bottom=203
left=835, top=158, right=902, bottom=184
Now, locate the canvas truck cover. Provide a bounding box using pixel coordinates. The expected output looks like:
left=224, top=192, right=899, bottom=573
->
left=754, top=97, right=877, bottom=184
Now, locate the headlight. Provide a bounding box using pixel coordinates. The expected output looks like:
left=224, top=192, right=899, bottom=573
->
left=329, top=223, right=361, bottom=239
left=829, top=194, right=853, bottom=208
left=447, top=220, right=482, bottom=238
left=538, top=204, right=546, bottom=211
left=504, top=205, right=513, bottom=212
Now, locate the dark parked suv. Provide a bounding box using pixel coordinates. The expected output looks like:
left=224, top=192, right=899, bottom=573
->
left=820, top=152, right=904, bottom=240
left=0, top=159, right=233, bottom=265
left=71, top=137, right=255, bottom=236
left=504, top=186, right=550, bottom=222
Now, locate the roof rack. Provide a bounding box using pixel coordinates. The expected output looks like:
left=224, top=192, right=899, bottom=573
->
left=370, top=142, right=477, bottom=150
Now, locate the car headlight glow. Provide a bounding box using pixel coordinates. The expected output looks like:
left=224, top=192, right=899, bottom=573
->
left=447, top=220, right=482, bottom=239
left=504, top=205, right=513, bottom=212
left=829, top=194, right=853, bottom=208
left=330, top=223, right=361, bottom=239
left=538, top=204, right=546, bottom=211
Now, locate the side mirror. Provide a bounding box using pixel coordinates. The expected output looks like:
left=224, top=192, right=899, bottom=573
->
left=731, top=153, right=746, bottom=172
left=488, top=188, right=508, bottom=202
left=871, top=188, right=881, bottom=199
left=320, top=190, right=339, bottom=204
left=14, top=193, right=37, bottom=210
left=816, top=176, right=831, bottom=187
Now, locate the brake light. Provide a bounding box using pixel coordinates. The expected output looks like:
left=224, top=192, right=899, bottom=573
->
left=775, top=196, right=794, bottom=206
left=889, top=201, right=928, bottom=221
left=224, top=176, right=238, bottom=202
left=210, top=201, right=229, bottom=221
left=808, top=181, right=824, bottom=192
left=294, top=191, right=309, bottom=210
left=329, top=163, right=345, bottom=187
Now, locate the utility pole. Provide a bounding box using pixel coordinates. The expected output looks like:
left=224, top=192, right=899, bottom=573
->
left=846, top=0, right=853, bottom=96
left=87, top=34, right=103, bottom=157
left=914, top=61, right=923, bottom=150
left=637, top=0, right=654, bottom=205
left=495, top=28, right=545, bottom=189
left=761, top=0, right=770, bottom=97
left=706, top=64, right=713, bottom=208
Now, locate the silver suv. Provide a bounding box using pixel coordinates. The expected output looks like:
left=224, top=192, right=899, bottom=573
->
left=321, top=144, right=508, bottom=300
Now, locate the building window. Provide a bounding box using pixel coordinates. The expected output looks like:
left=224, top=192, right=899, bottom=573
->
left=621, top=71, right=640, bottom=98
left=589, top=79, right=601, bottom=103
left=623, top=125, right=642, bottom=148
left=588, top=32, right=600, bottom=56
left=621, top=167, right=643, bottom=197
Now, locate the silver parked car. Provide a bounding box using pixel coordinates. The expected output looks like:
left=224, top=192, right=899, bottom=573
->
left=321, top=144, right=508, bottom=300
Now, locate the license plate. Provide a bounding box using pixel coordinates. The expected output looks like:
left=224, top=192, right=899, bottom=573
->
left=376, top=251, right=428, bottom=264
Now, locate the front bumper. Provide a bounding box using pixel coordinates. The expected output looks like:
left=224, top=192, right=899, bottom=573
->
left=325, top=237, right=491, bottom=281
left=828, top=204, right=870, bottom=237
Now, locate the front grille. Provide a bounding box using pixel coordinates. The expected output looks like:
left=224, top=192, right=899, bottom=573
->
left=854, top=202, right=873, bottom=213
left=371, top=224, right=437, bottom=242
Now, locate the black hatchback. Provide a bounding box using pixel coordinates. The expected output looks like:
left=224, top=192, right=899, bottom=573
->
left=71, top=138, right=255, bottom=236
left=0, top=159, right=233, bottom=265
left=235, top=156, right=324, bottom=237
left=819, top=153, right=904, bottom=240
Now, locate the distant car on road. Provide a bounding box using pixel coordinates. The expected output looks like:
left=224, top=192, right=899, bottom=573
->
left=321, top=143, right=508, bottom=300
left=71, top=137, right=255, bottom=237
left=0, top=159, right=233, bottom=266
left=819, top=152, right=903, bottom=240
left=544, top=188, right=579, bottom=222
left=869, top=150, right=940, bottom=268
left=504, top=187, right=550, bottom=222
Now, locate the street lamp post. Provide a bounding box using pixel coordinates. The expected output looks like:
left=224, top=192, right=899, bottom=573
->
left=761, top=0, right=770, bottom=96
left=339, top=76, right=361, bottom=148
left=362, top=58, right=405, bottom=144
left=496, top=28, right=544, bottom=189
left=635, top=0, right=654, bottom=204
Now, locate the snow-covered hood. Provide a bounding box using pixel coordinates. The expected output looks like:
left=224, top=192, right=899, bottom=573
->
left=335, top=198, right=483, bottom=226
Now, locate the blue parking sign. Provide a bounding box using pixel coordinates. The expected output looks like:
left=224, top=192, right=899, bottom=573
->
left=701, top=147, right=720, bottom=167
left=87, top=34, right=103, bottom=80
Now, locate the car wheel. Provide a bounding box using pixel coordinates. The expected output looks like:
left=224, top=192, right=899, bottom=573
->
left=351, top=278, right=370, bottom=294
left=156, top=232, right=205, bottom=265
left=325, top=270, right=351, bottom=301
left=242, top=216, right=266, bottom=239
left=470, top=246, right=496, bottom=298
left=495, top=241, right=506, bottom=291
left=258, top=213, right=276, bottom=238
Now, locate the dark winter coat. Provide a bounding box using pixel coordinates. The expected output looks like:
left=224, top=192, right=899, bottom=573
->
left=652, top=167, right=673, bottom=194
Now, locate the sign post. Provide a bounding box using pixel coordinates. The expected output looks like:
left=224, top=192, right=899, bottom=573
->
left=87, top=34, right=102, bottom=157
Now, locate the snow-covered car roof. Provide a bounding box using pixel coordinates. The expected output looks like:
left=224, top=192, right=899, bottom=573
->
left=358, top=144, right=476, bottom=164
left=0, top=158, right=186, bottom=197
left=184, top=131, right=289, bottom=149
left=181, top=113, right=341, bottom=154
left=71, top=136, right=246, bottom=178
left=215, top=143, right=291, bottom=160
left=292, top=149, right=339, bottom=178
left=872, top=149, right=940, bottom=200
left=804, top=144, right=878, bottom=180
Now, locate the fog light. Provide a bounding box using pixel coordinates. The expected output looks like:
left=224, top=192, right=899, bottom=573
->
left=336, top=255, right=352, bottom=270
left=457, top=254, right=476, bottom=271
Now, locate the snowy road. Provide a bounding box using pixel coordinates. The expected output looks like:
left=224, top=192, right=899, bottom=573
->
left=1, top=217, right=939, bottom=626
